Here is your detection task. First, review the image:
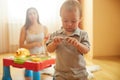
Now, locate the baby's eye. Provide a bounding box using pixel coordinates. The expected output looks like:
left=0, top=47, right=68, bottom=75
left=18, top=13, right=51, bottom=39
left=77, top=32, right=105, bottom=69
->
left=72, top=20, right=77, bottom=23
left=64, top=20, right=68, bottom=22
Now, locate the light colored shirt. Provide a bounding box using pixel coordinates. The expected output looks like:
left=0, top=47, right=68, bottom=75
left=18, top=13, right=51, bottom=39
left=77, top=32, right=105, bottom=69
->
left=26, top=30, right=45, bottom=54
left=46, top=28, right=90, bottom=79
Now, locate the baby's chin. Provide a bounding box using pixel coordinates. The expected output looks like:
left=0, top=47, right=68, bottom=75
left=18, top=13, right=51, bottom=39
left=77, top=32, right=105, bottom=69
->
left=65, top=28, right=76, bottom=32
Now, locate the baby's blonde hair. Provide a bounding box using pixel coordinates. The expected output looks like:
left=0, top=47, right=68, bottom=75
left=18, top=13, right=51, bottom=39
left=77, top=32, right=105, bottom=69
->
left=60, top=0, right=82, bottom=18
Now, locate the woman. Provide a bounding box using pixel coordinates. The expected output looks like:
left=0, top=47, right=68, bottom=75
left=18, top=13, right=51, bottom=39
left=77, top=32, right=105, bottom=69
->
left=19, top=7, right=48, bottom=80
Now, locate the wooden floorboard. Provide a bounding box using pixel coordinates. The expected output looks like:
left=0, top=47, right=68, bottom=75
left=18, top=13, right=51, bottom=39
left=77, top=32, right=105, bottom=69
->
left=91, top=57, right=120, bottom=80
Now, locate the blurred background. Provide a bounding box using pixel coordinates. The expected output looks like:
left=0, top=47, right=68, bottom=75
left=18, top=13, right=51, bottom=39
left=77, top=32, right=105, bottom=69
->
left=0, top=0, right=120, bottom=58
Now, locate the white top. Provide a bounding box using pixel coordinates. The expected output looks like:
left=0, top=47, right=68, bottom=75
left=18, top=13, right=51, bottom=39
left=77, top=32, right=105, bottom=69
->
left=26, top=30, right=45, bottom=54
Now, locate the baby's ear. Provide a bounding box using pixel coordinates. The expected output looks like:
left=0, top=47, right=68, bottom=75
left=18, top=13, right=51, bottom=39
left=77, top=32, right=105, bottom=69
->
left=78, top=20, right=83, bottom=30
left=79, top=17, right=82, bottom=22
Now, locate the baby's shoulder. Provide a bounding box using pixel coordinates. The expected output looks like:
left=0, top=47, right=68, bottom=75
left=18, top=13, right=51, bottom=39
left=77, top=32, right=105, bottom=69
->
left=79, top=29, right=88, bottom=34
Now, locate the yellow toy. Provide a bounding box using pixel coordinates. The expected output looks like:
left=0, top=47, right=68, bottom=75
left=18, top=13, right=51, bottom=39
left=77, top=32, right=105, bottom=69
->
left=15, top=48, right=30, bottom=58
left=14, top=48, right=30, bottom=64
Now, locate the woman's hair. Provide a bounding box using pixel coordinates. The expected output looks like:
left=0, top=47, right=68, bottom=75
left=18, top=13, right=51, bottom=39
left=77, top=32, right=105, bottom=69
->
left=60, top=0, right=82, bottom=18
left=24, top=7, right=40, bottom=30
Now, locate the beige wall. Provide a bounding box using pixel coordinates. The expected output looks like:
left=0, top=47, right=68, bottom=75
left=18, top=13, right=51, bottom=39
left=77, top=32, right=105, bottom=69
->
left=0, top=0, right=120, bottom=57
left=0, top=0, right=9, bottom=53
left=93, top=0, right=120, bottom=57
left=83, top=0, right=93, bottom=59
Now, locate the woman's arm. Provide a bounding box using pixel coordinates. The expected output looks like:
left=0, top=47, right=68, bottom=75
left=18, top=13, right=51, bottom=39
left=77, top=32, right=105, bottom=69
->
left=44, top=26, right=48, bottom=37
left=43, top=26, right=49, bottom=43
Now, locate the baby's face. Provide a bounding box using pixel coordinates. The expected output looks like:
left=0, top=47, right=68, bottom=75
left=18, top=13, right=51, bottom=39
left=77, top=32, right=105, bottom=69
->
left=61, top=8, right=80, bottom=32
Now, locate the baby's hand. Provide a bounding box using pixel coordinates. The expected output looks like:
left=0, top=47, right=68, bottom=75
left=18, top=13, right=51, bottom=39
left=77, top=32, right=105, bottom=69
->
left=65, top=37, right=79, bottom=47
left=53, top=36, right=64, bottom=45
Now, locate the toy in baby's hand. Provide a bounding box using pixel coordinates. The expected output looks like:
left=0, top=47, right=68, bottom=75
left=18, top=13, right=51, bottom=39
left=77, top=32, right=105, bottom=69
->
left=14, top=48, right=30, bottom=64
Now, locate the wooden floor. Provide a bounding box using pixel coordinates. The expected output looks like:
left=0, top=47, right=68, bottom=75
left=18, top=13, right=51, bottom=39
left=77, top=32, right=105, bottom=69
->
left=0, top=53, right=120, bottom=80
left=91, top=56, right=120, bottom=80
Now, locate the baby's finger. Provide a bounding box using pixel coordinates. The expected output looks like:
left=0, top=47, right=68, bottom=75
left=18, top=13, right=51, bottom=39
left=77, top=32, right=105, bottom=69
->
left=53, top=38, right=58, bottom=43
left=73, top=41, right=77, bottom=46
left=65, top=37, right=72, bottom=43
